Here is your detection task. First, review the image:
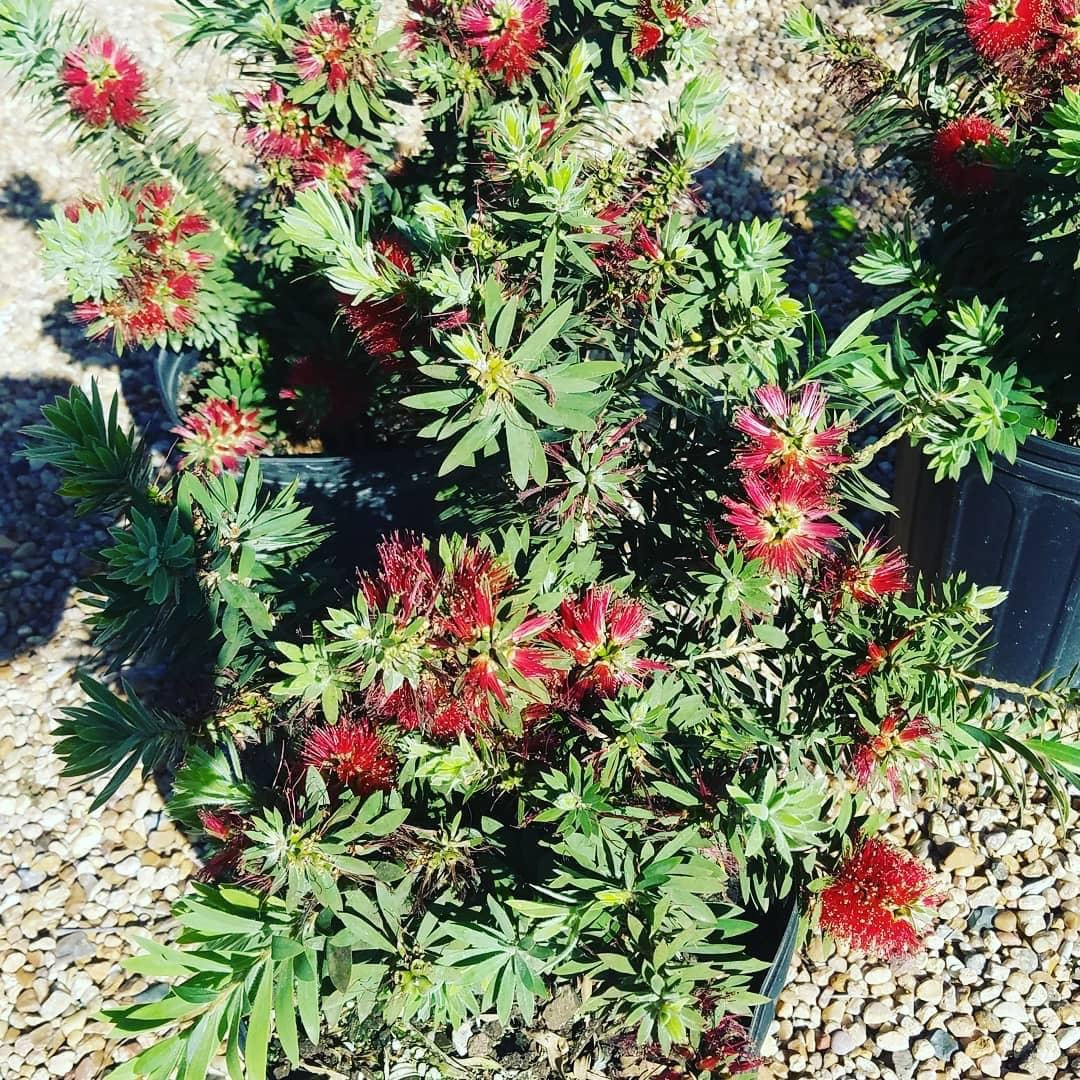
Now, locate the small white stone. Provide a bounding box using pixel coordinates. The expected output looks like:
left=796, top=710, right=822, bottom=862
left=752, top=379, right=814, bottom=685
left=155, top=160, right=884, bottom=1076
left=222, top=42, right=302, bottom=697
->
left=877, top=1031, right=909, bottom=1053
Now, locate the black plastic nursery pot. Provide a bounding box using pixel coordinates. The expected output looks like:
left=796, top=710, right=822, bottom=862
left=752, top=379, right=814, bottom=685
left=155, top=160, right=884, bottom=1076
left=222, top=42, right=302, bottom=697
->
left=892, top=436, right=1080, bottom=688
left=746, top=897, right=802, bottom=1050
left=153, top=349, right=442, bottom=557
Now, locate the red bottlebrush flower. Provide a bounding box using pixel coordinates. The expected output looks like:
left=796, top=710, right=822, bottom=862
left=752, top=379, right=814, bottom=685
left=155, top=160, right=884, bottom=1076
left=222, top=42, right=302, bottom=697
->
left=298, top=138, right=369, bottom=199
left=171, top=397, right=268, bottom=473
left=818, top=535, right=909, bottom=613
left=733, top=382, right=849, bottom=482
left=852, top=708, right=938, bottom=801
left=440, top=546, right=513, bottom=643
left=338, top=235, right=417, bottom=361
left=432, top=307, right=470, bottom=332
left=819, top=838, right=943, bottom=960
left=633, top=224, right=664, bottom=262
left=691, top=1015, right=764, bottom=1075
left=459, top=0, right=549, bottom=84
left=358, top=532, right=440, bottom=620
left=930, top=117, right=1009, bottom=195
left=630, top=0, right=702, bottom=57
left=63, top=196, right=102, bottom=223
left=546, top=586, right=667, bottom=699
left=341, top=295, right=414, bottom=359
left=196, top=808, right=249, bottom=882
left=631, top=20, right=664, bottom=56
left=298, top=138, right=369, bottom=202
left=964, top=0, right=1044, bottom=59
left=722, top=474, right=842, bottom=577
left=136, top=182, right=208, bottom=237
left=243, top=82, right=311, bottom=161
left=1038, top=0, right=1080, bottom=76
left=61, top=34, right=145, bottom=128
left=301, top=719, right=398, bottom=796
left=374, top=234, right=416, bottom=278
left=293, top=12, right=354, bottom=91
left=368, top=677, right=475, bottom=739
left=852, top=631, right=914, bottom=678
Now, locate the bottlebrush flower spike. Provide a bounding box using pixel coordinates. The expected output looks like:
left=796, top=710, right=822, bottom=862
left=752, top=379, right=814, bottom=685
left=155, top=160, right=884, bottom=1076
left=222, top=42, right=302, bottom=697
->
left=631, top=20, right=664, bottom=57
left=691, top=1015, right=764, bottom=1075
left=358, top=533, right=440, bottom=620
left=852, top=631, right=914, bottom=678
left=196, top=808, right=249, bottom=881
left=818, top=535, right=909, bottom=613
left=546, top=586, right=667, bottom=699
left=369, top=677, right=473, bottom=739
left=301, top=718, right=397, bottom=796
left=819, top=838, right=943, bottom=960
left=339, top=235, right=416, bottom=360
left=459, top=0, right=549, bottom=84
left=631, top=0, right=703, bottom=57
left=440, top=546, right=513, bottom=643
left=964, top=0, right=1044, bottom=59
left=171, top=398, right=268, bottom=474
left=135, top=183, right=211, bottom=244
left=298, top=138, right=369, bottom=202
left=1038, top=0, right=1080, bottom=77
left=930, top=117, right=1009, bottom=195
left=722, top=474, right=842, bottom=577
left=852, top=709, right=938, bottom=801
left=293, top=12, right=354, bottom=91
left=733, top=382, right=849, bottom=482
left=243, top=82, right=310, bottom=161
left=61, top=34, right=146, bottom=128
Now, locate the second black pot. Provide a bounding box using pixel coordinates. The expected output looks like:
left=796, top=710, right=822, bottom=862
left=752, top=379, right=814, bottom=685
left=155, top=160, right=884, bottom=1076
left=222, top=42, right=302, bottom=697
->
left=892, top=436, right=1080, bottom=688
left=153, top=349, right=443, bottom=559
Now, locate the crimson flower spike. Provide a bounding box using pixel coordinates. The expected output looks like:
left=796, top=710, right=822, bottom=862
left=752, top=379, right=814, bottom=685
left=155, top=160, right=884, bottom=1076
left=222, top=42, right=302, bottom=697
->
left=819, top=838, right=943, bottom=961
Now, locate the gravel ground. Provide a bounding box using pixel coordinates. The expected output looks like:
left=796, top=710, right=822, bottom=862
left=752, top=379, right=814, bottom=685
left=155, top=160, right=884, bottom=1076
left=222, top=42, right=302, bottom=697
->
left=0, top=2, right=1075, bottom=1079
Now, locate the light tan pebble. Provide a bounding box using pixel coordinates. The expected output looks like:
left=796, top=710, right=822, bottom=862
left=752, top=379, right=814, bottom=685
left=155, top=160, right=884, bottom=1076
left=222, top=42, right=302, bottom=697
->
left=822, top=1001, right=846, bottom=1024
left=994, top=911, right=1018, bottom=933
left=877, top=1031, right=908, bottom=1053
left=948, top=1014, right=977, bottom=1039
left=1034, top=1033, right=1061, bottom=1064
left=37, top=990, right=71, bottom=1021
left=912, top=1039, right=935, bottom=1062
left=945, top=846, right=979, bottom=871
left=968, top=1036, right=997, bottom=1059
left=981, top=1053, right=1004, bottom=1077
left=864, top=966, right=891, bottom=987
left=47, top=1050, right=76, bottom=1076
left=1, top=952, right=25, bottom=974
left=1031, top=932, right=1059, bottom=954
left=916, top=978, right=943, bottom=1005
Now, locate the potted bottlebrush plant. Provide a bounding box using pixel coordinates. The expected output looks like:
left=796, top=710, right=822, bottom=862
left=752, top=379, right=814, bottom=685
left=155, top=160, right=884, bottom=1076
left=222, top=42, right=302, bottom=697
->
left=23, top=148, right=1080, bottom=1077
left=0, top=0, right=711, bottom=534
left=791, top=0, right=1080, bottom=687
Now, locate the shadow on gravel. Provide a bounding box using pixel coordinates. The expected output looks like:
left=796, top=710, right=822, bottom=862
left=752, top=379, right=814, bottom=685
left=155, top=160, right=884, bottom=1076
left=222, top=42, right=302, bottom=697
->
left=0, top=374, right=102, bottom=662
left=0, top=173, right=54, bottom=226
left=698, top=141, right=891, bottom=338
left=41, top=299, right=171, bottom=442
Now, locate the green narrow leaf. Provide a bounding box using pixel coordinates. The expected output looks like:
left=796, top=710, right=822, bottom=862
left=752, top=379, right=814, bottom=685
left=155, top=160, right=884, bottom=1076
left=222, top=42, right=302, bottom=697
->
left=273, top=958, right=299, bottom=1065
left=245, top=961, right=273, bottom=1080
left=540, top=228, right=558, bottom=304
